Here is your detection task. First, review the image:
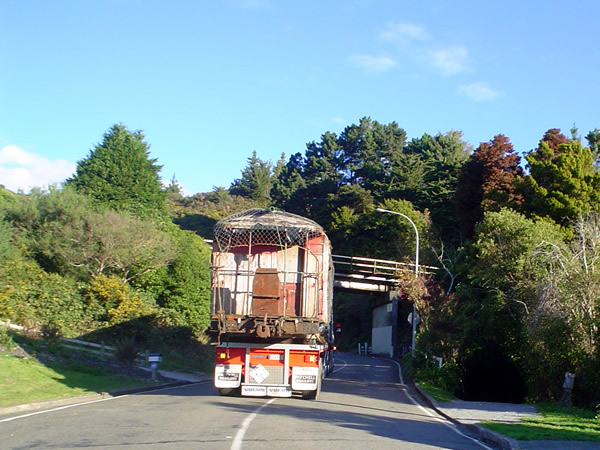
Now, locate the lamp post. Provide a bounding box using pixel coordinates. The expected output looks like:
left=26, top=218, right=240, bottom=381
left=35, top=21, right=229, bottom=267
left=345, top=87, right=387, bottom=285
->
left=375, top=208, right=419, bottom=353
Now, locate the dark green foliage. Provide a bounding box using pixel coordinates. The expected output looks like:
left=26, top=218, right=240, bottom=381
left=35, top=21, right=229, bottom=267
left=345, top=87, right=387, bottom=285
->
left=135, top=227, right=211, bottom=335
left=67, top=124, right=167, bottom=218
left=585, top=128, right=600, bottom=162
left=403, top=350, right=462, bottom=396
left=171, top=188, right=262, bottom=238
left=230, top=150, right=273, bottom=206
left=270, top=153, right=306, bottom=207
left=401, top=131, right=471, bottom=241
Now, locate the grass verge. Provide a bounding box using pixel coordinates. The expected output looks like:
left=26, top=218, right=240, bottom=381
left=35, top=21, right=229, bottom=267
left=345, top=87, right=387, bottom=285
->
left=417, top=381, right=455, bottom=403
left=481, top=403, right=600, bottom=441
left=0, top=353, right=154, bottom=408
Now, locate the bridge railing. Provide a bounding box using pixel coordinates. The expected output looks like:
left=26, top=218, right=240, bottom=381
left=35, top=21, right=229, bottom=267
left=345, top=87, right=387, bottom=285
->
left=332, top=254, right=436, bottom=278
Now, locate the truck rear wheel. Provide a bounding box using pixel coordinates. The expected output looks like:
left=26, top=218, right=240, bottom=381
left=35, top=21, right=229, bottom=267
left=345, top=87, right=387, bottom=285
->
left=218, top=387, right=240, bottom=397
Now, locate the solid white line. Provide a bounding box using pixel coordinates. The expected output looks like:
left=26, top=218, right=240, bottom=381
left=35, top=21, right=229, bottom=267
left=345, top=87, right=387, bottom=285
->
left=230, top=398, right=276, bottom=450
left=0, top=381, right=205, bottom=423
left=0, top=396, right=127, bottom=423
left=385, top=358, right=493, bottom=450
left=386, top=357, right=405, bottom=384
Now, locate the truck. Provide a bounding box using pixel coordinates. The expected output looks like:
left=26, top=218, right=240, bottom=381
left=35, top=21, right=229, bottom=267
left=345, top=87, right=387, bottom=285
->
left=209, top=208, right=335, bottom=399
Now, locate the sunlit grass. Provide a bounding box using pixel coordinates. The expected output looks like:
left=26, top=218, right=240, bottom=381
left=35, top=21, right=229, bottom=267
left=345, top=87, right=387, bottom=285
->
left=481, top=403, right=600, bottom=441
left=418, top=381, right=455, bottom=403
left=0, top=354, right=153, bottom=408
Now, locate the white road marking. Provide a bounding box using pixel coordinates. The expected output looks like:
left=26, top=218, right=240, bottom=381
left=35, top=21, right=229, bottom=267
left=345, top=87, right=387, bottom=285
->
left=0, top=396, right=126, bottom=423
left=231, top=398, right=276, bottom=450
left=331, top=357, right=348, bottom=374
left=385, top=358, right=494, bottom=450
left=0, top=381, right=206, bottom=423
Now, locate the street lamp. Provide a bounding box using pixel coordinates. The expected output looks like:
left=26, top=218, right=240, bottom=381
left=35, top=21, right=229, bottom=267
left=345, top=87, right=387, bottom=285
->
left=375, top=208, right=419, bottom=353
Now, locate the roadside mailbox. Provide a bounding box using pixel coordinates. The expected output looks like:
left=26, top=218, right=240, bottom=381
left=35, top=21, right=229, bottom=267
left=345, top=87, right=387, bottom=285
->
left=147, top=353, right=162, bottom=380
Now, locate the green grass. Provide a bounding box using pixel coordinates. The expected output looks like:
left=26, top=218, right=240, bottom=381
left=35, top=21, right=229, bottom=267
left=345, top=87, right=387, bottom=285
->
left=0, top=354, right=154, bottom=408
left=481, top=403, right=600, bottom=441
left=418, top=381, right=455, bottom=403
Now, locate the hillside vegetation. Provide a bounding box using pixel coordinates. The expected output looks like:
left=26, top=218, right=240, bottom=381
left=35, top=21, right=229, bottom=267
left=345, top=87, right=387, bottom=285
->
left=2, top=120, right=600, bottom=409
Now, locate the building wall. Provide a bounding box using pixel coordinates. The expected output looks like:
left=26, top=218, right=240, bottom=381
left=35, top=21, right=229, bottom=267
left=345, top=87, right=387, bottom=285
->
left=371, top=301, right=395, bottom=356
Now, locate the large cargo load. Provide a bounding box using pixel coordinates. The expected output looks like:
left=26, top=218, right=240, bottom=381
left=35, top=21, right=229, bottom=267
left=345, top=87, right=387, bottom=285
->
left=209, top=208, right=334, bottom=399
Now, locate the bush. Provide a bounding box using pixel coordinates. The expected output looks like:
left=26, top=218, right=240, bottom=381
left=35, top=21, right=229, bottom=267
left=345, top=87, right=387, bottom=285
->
left=113, top=336, right=139, bottom=365
left=0, top=326, right=16, bottom=350
left=403, top=350, right=462, bottom=396
left=0, top=258, right=91, bottom=337
left=85, top=275, right=156, bottom=325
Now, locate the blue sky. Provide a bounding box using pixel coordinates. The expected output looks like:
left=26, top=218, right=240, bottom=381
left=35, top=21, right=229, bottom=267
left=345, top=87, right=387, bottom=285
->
left=2, top=0, right=599, bottom=195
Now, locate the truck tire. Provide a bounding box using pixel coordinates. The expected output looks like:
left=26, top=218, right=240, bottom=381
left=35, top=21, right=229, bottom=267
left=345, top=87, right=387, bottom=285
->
left=218, top=387, right=240, bottom=397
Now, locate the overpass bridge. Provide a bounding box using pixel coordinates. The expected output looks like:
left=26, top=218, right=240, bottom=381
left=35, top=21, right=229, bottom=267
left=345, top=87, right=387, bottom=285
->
left=332, top=254, right=436, bottom=292
left=332, top=254, right=438, bottom=357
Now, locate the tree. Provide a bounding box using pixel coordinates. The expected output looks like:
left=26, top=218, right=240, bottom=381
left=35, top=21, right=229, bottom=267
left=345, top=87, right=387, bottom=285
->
left=336, top=117, right=407, bottom=193
left=148, top=228, right=212, bottom=335
left=456, top=135, right=523, bottom=239
left=403, top=131, right=471, bottom=241
left=67, top=124, right=166, bottom=217
left=521, top=139, right=600, bottom=226
left=229, top=151, right=273, bottom=206
left=5, top=187, right=175, bottom=282
left=469, top=208, right=563, bottom=301
left=540, top=128, right=570, bottom=155
left=271, top=152, right=306, bottom=208
left=533, top=213, right=600, bottom=356
left=447, top=208, right=564, bottom=402
left=585, top=128, right=600, bottom=162
left=345, top=199, right=432, bottom=262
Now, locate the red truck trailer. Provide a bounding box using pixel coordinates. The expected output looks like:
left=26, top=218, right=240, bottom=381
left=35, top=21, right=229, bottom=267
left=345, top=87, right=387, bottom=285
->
left=209, top=208, right=334, bottom=399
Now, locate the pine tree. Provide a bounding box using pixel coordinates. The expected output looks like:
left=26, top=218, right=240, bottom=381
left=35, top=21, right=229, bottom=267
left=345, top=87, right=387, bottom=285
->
left=67, top=124, right=166, bottom=217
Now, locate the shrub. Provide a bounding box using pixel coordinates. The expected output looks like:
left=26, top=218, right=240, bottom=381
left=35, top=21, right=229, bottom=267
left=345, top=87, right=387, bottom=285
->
left=0, top=326, right=15, bottom=350
left=403, top=350, right=462, bottom=396
left=85, top=275, right=156, bottom=325
left=113, top=336, right=139, bottom=365
left=0, top=258, right=90, bottom=337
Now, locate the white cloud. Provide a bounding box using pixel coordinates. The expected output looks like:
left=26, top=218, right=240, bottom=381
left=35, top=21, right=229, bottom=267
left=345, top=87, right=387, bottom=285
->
left=349, top=55, right=397, bottom=73
left=380, top=22, right=430, bottom=44
left=426, top=46, right=470, bottom=76
left=0, top=145, right=76, bottom=192
left=457, top=82, right=502, bottom=101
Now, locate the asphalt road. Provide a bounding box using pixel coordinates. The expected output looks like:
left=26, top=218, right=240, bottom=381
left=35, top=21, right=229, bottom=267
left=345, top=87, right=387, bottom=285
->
left=1, top=353, right=491, bottom=449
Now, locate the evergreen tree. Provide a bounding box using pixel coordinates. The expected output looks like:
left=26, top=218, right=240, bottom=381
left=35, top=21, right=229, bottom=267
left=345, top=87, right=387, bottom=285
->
left=456, top=134, right=523, bottom=239
left=521, top=138, right=600, bottom=226
left=403, top=131, right=471, bottom=240
left=67, top=124, right=166, bottom=217
left=585, top=128, right=600, bottom=162
left=229, top=150, right=273, bottom=206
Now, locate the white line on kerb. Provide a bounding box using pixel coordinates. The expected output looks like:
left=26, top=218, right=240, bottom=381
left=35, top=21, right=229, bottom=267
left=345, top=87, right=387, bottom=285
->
left=385, top=358, right=493, bottom=450
left=231, top=398, right=276, bottom=450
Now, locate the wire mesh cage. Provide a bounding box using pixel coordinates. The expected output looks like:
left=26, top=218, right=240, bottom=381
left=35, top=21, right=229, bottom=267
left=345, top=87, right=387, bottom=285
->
left=213, top=208, right=325, bottom=251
